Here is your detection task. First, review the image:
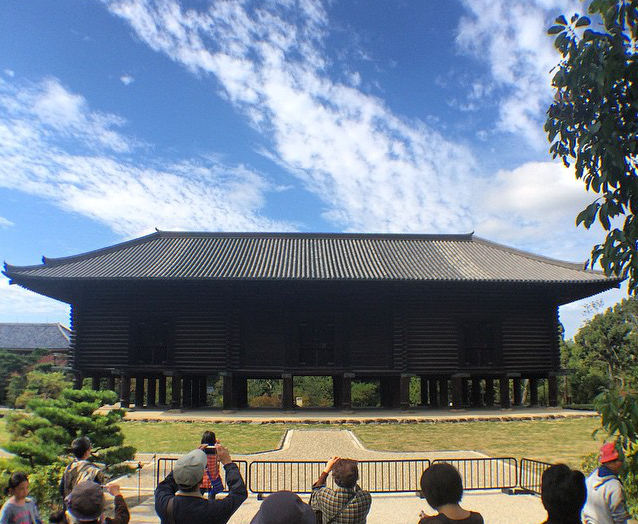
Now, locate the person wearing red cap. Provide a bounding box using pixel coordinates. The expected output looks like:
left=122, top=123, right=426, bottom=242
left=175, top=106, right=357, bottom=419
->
left=582, top=442, right=632, bottom=524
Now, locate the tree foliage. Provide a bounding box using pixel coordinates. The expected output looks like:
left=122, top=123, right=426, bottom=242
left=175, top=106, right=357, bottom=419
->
left=0, top=349, right=48, bottom=405
left=6, top=388, right=135, bottom=474
left=546, top=0, right=638, bottom=290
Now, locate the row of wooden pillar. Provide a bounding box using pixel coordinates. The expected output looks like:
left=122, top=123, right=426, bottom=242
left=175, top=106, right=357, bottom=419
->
left=81, top=372, right=559, bottom=410
left=419, top=375, right=558, bottom=409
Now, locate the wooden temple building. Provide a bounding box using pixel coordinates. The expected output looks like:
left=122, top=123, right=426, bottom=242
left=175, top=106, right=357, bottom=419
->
left=3, top=231, right=620, bottom=411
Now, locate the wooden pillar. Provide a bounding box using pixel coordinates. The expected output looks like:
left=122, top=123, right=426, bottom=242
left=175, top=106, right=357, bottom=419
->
left=171, top=375, right=181, bottom=409
left=400, top=375, right=411, bottom=410
left=500, top=376, right=511, bottom=409
left=236, top=376, right=247, bottom=408
left=73, top=371, right=84, bottom=390
left=382, top=376, right=402, bottom=409
left=451, top=376, right=464, bottom=409
left=120, top=374, right=131, bottom=409
left=135, top=376, right=145, bottom=408
left=548, top=376, right=559, bottom=407
left=191, top=377, right=201, bottom=407
left=222, top=373, right=234, bottom=410
left=471, top=378, right=482, bottom=407
left=147, top=377, right=156, bottom=408
left=343, top=373, right=353, bottom=411
left=282, top=374, right=294, bottom=411
left=200, top=376, right=208, bottom=407
left=429, top=379, right=439, bottom=408
left=439, top=377, right=449, bottom=408
left=333, top=375, right=343, bottom=408
left=462, top=379, right=469, bottom=407
left=420, top=376, right=429, bottom=406
left=182, top=376, right=192, bottom=409
left=513, top=378, right=523, bottom=406
left=107, top=376, right=116, bottom=392
left=529, top=377, right=539, bottom=407
left=91, top=376, right=100, bottom=391
left=485, top=378, right=495, bottom=407
left=158, top=375, right=167, bottom=406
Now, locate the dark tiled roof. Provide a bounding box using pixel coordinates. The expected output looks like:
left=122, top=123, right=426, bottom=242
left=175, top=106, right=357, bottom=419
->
left=0, top=323, right=71, bottom=350
left=2, top=231, right=619, bottom=284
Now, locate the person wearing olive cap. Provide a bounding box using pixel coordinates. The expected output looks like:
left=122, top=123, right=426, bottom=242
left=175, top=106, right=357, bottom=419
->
left=582, top=442, right=632, bottom=524
left=154, top=445, right=246, bottom=524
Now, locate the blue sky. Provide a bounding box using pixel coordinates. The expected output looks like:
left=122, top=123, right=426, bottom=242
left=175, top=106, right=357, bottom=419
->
left=0, top=0, right=624, bottom=338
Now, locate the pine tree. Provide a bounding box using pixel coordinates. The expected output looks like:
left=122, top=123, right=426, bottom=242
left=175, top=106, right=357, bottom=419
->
left=6, top=388, right=135, bottom=477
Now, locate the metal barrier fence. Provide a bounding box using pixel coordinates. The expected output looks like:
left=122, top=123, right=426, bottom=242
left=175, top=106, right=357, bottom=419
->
left=248, top=459, right=431, bottom=496
left=519, top=458, right=552, bottom=495
left=432, top=458, right=518, bottom=491
left=155, top=457, right=248, bottom=490
left=152, top=456, right=550, bottom=496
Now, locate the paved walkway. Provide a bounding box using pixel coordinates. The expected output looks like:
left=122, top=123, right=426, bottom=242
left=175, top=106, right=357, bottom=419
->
left=118, top=429, right=546, bottom=524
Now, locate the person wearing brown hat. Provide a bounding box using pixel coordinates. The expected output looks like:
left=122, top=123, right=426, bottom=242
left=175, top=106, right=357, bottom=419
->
left=65, top=481, right=129, bottom=524
left=582, top=442, right=632, bottom=524
left=250, top=491, right=315, bottom=524
left=154, top=445, right=246, bottom=524
left=310, top=457, right=371, bottom=524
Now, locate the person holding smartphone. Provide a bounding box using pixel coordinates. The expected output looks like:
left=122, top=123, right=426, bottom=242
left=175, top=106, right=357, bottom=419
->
left=200, top=431, right=224, bottom=499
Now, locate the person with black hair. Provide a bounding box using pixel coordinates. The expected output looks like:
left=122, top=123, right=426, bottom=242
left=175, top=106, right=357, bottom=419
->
left=418, top=463, right=483, bottom=523
left=0, top=472, right=42, bottom=524
left=310, top=456, right=371, bottom=523
left=60, top=437, right=106, bottom=502
left=540, top=464, right=587, bottom=524
left=200, top=430, right=224, bottom=499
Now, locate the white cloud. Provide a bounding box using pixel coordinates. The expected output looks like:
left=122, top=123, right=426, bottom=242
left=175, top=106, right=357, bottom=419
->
left=120, top=74, right=134, bottom=85
left=0, top=278, right=69, bottom=323
left=103, top=0, right=477, bottom=233
left=0, top=216, right=13, bottom=228
left=456, top=0, right=581, bottom=148
left=3, top=69, right=15, bottom=78
left=0, top=76, right=291, bottom=237
left=473, top=160, right=606, bottom=261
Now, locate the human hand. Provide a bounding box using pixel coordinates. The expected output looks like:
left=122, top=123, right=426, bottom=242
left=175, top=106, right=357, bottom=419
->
left=215, top=444, right=232, bottom=465
left=105, top=483, right=121, bottom=497
left=324, top=456, right=340, bottom=474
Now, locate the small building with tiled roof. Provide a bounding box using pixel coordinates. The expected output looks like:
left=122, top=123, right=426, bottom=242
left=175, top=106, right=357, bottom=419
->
left=0, top=323, right=71, bottom=354
left=2, top=231, right=620, bottom=411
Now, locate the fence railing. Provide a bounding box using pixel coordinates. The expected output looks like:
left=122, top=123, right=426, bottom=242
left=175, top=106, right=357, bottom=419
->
left=431, top=458, right=518, bottom=491
left=519, top=458, right=552, bottom=495
left=153, top=456, right=551, bottom=496
left=155, top=457, right=248, bottom=490
left=248, top=459, right=431, bottom=496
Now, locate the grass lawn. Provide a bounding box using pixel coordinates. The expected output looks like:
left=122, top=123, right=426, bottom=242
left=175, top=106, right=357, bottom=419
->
left=120, top=416, right=602, bottom=468
left=351, top=417, right=603, bottom=468
left=120, top=421, right=287, bottom=454
left=0, top=417, right=8, bottom=448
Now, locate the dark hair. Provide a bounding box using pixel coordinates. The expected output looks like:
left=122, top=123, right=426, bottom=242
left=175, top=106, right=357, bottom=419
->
left=201, top=431, right=216, bottom=445
left=541, top=464, right=586, bottom=523
left=332, top=459, right=358, bottom=488
left=71, top=437, right=91, bottom=459
left=420, top=463, right=463, bottom=508
left=4, top=472, right=28, bottom=495
left=49, top=510, right=68, bottom=524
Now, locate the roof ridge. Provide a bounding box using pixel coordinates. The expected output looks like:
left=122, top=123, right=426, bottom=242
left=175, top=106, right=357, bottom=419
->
left=4, top=232, right=474, bottom=272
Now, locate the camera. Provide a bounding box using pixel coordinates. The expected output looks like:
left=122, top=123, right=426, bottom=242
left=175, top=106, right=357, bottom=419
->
left=204, top=445, right=217, bottom=455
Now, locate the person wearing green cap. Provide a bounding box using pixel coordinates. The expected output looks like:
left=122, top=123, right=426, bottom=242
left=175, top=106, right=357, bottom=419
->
left=154, top=445, right=246, bottom=524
